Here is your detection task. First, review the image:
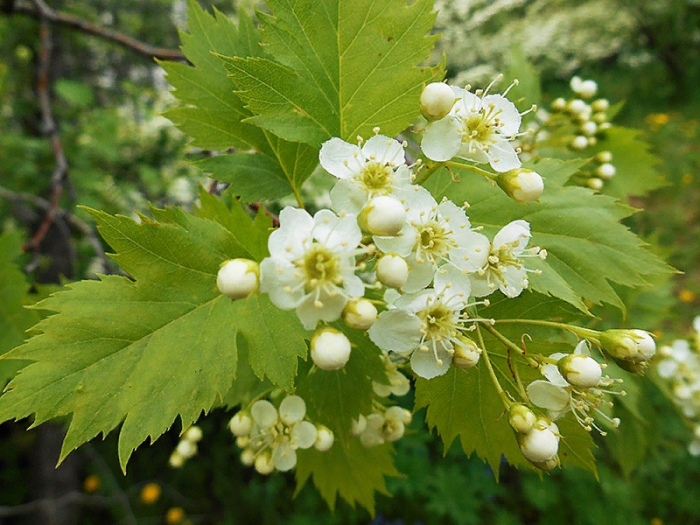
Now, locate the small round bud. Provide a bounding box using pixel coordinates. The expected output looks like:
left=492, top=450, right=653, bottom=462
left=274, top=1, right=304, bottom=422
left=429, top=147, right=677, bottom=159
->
left=217, top=259, right=260, bottom=300
left=587, top=137, right=597, bottom=147
left=453, top=337, right=482, bottom=369
left=235, top=436, right=250, bottom=448
left=420, top=82, right=456, bottom=121
left=573, top=79, right=597, bottom=99
left=497, top=168, right=544, bottom=204
left=360, top=196, right=406, bottom=236
left=314, top=426, right=335, bottom=451
left=568, top=99, right=589, bottom=115
left=581, top=121, right=597, bottom=136
left=587, top=178, right=603, bottom=191
left=311, top=328, right=352, bottom=371
left=599, top=122, right=612, bottom=131
left=254, top=451, right=275, bottom=475
left=342, top=298, right=378, bottom=330
left=351, top=415, right=367, bottom=436
left=551, top=97, right=567, bottom=112
left=376, top=254, right=409, bottom=289
left=240, top=448, right=256, bottom=466
left=519, top=426, right=559, bottom=463
left=571, top=135, right=589, bottom=150
left=569, top=76, right=583, bottom=93
left=592, top=112, right=608, bottom=124
left=600, top=329, right=656, bottom=363
left=591, top=98, right=609, bottom=112
left=183, top=426, right=203, bottom=443
left=558, top=355, right=602, bottom=388
left=631, top=329, right=656, bottom=361
left=596, top=151, right=613, bottom=163
left=229, top=412, right=253, bottom=436
left=169, top=452, right=185, bottom=468
left=508, top=404, right=536, bottom=434
left=176, top=439, right=197, bottom=459
left=595, top=163, right=616, bottom=179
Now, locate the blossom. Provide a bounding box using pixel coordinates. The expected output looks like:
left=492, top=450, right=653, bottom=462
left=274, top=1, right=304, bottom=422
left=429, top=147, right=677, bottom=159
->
left=420, top=83, right=523, bottom=172
left=260, top=207, right=366, bottom=330
left=469, top=220, right=545, bottom=298
left=357, top=407, right=412, bottom=447
left=319, top=134, right=412, bottom=215
left=374, top=186, right=490, bottom=293
left=373, top=355, right=411, bottom=397
left=368, top=266, right=480, bottom=379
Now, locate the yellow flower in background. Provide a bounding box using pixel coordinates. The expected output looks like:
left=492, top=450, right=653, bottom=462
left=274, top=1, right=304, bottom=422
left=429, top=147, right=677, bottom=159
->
left=679, top=289, right=696, bottom=303
left=645, top=113, right=670, bottom=131
left=83, top=475, right=100, bottom=493
left=140, top=482, right=161, bottom=504
left=166, top=507, right=186, bottom=524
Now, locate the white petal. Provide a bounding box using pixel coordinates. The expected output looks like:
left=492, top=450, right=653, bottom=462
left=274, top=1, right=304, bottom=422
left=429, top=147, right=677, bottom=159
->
left=671, top=340, right=692, bottom=362
left=434, top=265, right=471, bottom=301
left=450, top=232, right=491, bottom=273
left=656, top=359, right=678, bottom=378
left=542, top=364, right=569, bottom=387
left=295, top=291, right=347, bottom=330
left=279, top=395, right=306, bottom=425
left=402, top=255, right=436, bottom=293
left=459, top=90, right=481, bottom=112
left=319, top=138, right=363, bottom=179
left=362, top=135, right=405, bottom=166
left=291, top=421, right=318, bottom=449
left=374, top=225, right=417, bottom=258
left=493, top=220, right=531, bottom=251
left=312, top=209, right=362, bottom=250
left=421, top=117, right=462, bottom=161
left=436, top=199, right=470, bottom=227
left=499, top=265, right=527, bottom=298
left=391, top=165, right=413, bottom=189
left=330, top=179, right=368, bottom=215
left=272, top=442, right=297, bottom=471
left=251, top=400, right=278, bottom=427
left=269, top=207, right=314, bottom=259
left=457, top=140, right=491, bottom=165
left=260, top=258, right=305, bottom=309
left=482, top=94, right=521, bottom=136
left=488, top=139, right=521, bottom=173
left=368, top=309, right=422, bottom=353
left=527, top=380, right=570, bottom=412
left=410, top=344, right=453, bottom=379
left=342, top=273, right=365, bottom=298
left=469, top=272, right=496, bottom=298
left=397, top=185, right=437, bottom=223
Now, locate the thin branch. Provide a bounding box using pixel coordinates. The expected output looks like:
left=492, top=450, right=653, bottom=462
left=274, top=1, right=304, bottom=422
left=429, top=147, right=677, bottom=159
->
left=0, top=491, right=111, bottom=518
left=83, top=444, right=137, bottom=525
left=11, top=0, right=186, bottom=62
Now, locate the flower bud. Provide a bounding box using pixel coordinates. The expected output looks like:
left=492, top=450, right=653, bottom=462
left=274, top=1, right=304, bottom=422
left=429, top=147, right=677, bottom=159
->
left=591, top=98, right=609, bottom=112
left=453, top=336, right=482, bottom=369
left=519, top=425, right=559, bottom=463
left=360, top=196, right=406, bottom=236
left=497, top=168, right=544, bottom=204
left=314, top=426, right=335, bottom=451
left=420, top=82, right=456, bottom=121
left=532, top=456, right=559, bottom=472
left=229, top=412, right=253, bottom=436
left=254, top=451, right=275, bottom=475
left=176, top=439, right=197, bottom=459
left=351, top=415, right=367, bottom=436
left=595, top=163, right=616, bottom=179
left=587, top=178, right=603, bottom=191
left=551, top=97, right=567, bottom=112
left=509, top=404, right=536, bottom=434
left=595, top=151, right=613, bottom=163
left=169, top=452, right=185, bottom=468
left=184, top=426, right=203, bottom=443
left=217, top=259, right=260, bottom=300
left=592, top=112, right=608, bottom=124
left=240, top=448, right=255, bottom=466
left=235, top=436, right=250, bottom=448
left=600, top=329, right=656, bottom=363
left=376, top=254, right=409, bottom=289
left=571, top=135, right=589, bottom=150
left=568, top=99, right=588, bottom=115
left=342, top=298, right=377, bottom=330
left=574, top=79, right=598, bottom=99
left=581, top=121, right=597, bottom=136
left=386, top=406, right=412, bottom=425
left=310, top=327, right=352, bottom=371
left=557, top=355, right=602, bottom=388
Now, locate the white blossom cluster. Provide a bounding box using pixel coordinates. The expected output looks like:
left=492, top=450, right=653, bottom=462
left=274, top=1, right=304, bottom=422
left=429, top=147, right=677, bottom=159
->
left=169, top=426, right=203, bottom=468
left=351, top=407, right=412, bottom=448
left=216, top=80, right=547, bottom=380
left=229, top=395, right=334, bottom=475
left=509, top=404, right=561, bottom=471
left=656, top=317, right=700, bottom=455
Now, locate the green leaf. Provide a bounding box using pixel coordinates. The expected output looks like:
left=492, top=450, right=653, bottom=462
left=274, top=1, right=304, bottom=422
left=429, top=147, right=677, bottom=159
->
left=161, top=0, right=318, bottom=201
left=507, top=46, right=541, bottom=119
left=222, top=0, right=442, bottom=146
left=0, top=206, right=306, bottom=470
left=424, top=158, right=673, bottom=311
left=557, top=415, right=598, bottom=476
left=295, top=440, right=399, bottom=514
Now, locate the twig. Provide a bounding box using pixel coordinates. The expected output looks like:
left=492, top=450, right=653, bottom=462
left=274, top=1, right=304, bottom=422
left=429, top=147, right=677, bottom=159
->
left=249, top=202, right=280, bottom=227
left=0, top=491, right=111, bottom=518
left=83, top=444, right=137, bottom=525
left=0, top=185, right=110, bottom=272
left=10, top=0, right=186, bottom=62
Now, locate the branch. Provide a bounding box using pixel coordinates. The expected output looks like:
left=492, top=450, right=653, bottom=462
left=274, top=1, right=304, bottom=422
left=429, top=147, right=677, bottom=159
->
left=11, top=0, right=186, bottom=62
left=0, top=491, right=110, bottom=518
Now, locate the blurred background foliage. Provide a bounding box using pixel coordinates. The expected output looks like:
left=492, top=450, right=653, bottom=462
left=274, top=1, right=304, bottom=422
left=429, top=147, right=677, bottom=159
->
left=0, top=0, right=699, bottom=523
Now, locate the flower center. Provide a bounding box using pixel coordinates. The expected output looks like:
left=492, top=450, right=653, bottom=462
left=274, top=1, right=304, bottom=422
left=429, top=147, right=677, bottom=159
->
left=416, top=220, right=454, bottom=263
left=419, top=302, right=458, bottom=340
left=298, top=245, right=340, bottom=291
left=360, top=161, right=393, bottom=192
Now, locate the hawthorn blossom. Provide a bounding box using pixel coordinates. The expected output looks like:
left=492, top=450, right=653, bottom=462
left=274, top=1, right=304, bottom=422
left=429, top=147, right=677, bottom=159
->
left=420, top=83, right=523, bottom=172
left=319, top=134, right=412, bottom=215
left=260, top=207, right=366, bottom=330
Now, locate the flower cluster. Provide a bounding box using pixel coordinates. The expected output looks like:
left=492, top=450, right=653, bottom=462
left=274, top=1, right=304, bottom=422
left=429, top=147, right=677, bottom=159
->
left=169, top=426, right=203, bottom=468
left=351, top=407, right=412, bottom=448
left=509, top=404, right=560, bottom=471
left=656, top=317, right=700, bottom=455
left=229, top=395, right=334, bottom=475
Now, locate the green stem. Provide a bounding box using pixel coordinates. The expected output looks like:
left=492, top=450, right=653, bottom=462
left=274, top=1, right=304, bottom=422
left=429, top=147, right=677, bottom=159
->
left=482, top=323, right=527, bottom=357
left=492, top=319, right=601, bottom=343
left=414, top=161, right=444, bottom=185
left=444, top=161, right=498, bottom=181
left=292, top=186, right=305, bottom=209
left=475, top=324, right=512, bottom=409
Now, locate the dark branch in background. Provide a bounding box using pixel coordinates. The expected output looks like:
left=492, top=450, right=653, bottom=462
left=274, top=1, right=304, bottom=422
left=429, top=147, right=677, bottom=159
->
left=11, top=0, right=186, bottom=62
left=0, top=186, right=111, bottom=273
left=0, top=492, right=111, bottom=518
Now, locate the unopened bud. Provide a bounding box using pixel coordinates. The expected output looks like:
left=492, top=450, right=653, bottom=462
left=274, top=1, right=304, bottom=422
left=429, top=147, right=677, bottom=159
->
left=571, top=135, right=589, bottom=150
left=420, top=82, right=456, bottom=121
left=600, top=329, right=656, bottom=363
left=217, top=259, right=260, bottom=299
left=343, top=298, right=378, bottom=330
left=376, top=254, right=409, bottom=289
left=311, top=327, right=352, bottom=371
left=386, top=406, right=412, bottom=425
left=360, top=196, right=406, bottom=236
left=509, top=404, right=536, bottom=434
left=591, top=98, right=609, bottom=112
left=575, top=79, right=598, bottom=99
left=169, top=452, right=185, bottom=468
left=519, top=425, right=559, bottom=463
left=558, top=354, right=602, bottom=388
left=240, top=448, right=256, bottom=466
left=183, top=426, right=203, bottom=443
left=351, top=414, right=367, bottom=436
left=532, top=456, right=559, bottom=472
left=497, top=168, right=544, bottom=204
left=314, top=426, right=335, bottom=451
left=453, top=336, right=482, bottom=369
left=581, top=121, right=597, bottom=136
left=568, top=99, right=589, bottom=115
left=588, top=178, right=603, bottom=191
left=592, top=112, right=608, bottom=124
left=595, top=151, right=613, bottom=163
left=551, top=97, right=567, bottom=112
left=176, top=439, right=197, bottom=459
left=254, top=451, right=274, bottom=475
left=595, top=163, right=616, bottom=179
left=229, top=412, right=253, bottom=436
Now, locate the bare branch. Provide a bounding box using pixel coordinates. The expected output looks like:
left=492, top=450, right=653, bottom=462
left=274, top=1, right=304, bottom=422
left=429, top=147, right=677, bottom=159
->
left=11, top=0, right=186, bottom=62
left=0, top=491, right=111, bottom=518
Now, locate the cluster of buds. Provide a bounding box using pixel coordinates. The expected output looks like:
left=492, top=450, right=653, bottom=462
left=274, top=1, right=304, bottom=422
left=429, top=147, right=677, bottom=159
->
left=229, top=396, right=334, bottom=475
left=351, top=406, right=412, bottom=448
left=656, top=317, right=700, bottom=455
left=586, top=150, right=616, bottom=191
left=509, top=405, right=560, bottom=471
left=169, top=426, right=203, bottom=468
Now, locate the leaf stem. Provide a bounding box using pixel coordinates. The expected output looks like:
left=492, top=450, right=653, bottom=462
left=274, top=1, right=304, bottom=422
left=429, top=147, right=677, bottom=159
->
left=444, top=161, right=498, bottom=181
left=414, top=161, right=444, bottom=185
left=475, top=324, right=512, bottom=409
left=292, top=186, right=305, bottom=209
left=492, top=319, right=601, bottom=343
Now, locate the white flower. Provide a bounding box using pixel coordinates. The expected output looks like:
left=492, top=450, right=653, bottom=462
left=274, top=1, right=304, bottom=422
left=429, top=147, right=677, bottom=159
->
left=571, top=135, right=589, bottom=150
left=421, top=83, right=523, bottom=172
left=260, top=207, right=366, bottom=330
left=184, top=426, right=203, bottom=443
left=469, top=220, right=544, bottom=298
left=373, top=355, right=411, bottom=397
left=368, top=266, right=477, bottom=379
left=320, top=135, right=412, bottom=215
left=375, top=186, right=490, bottom=293
left=358, top=407, right=411, bottom=447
